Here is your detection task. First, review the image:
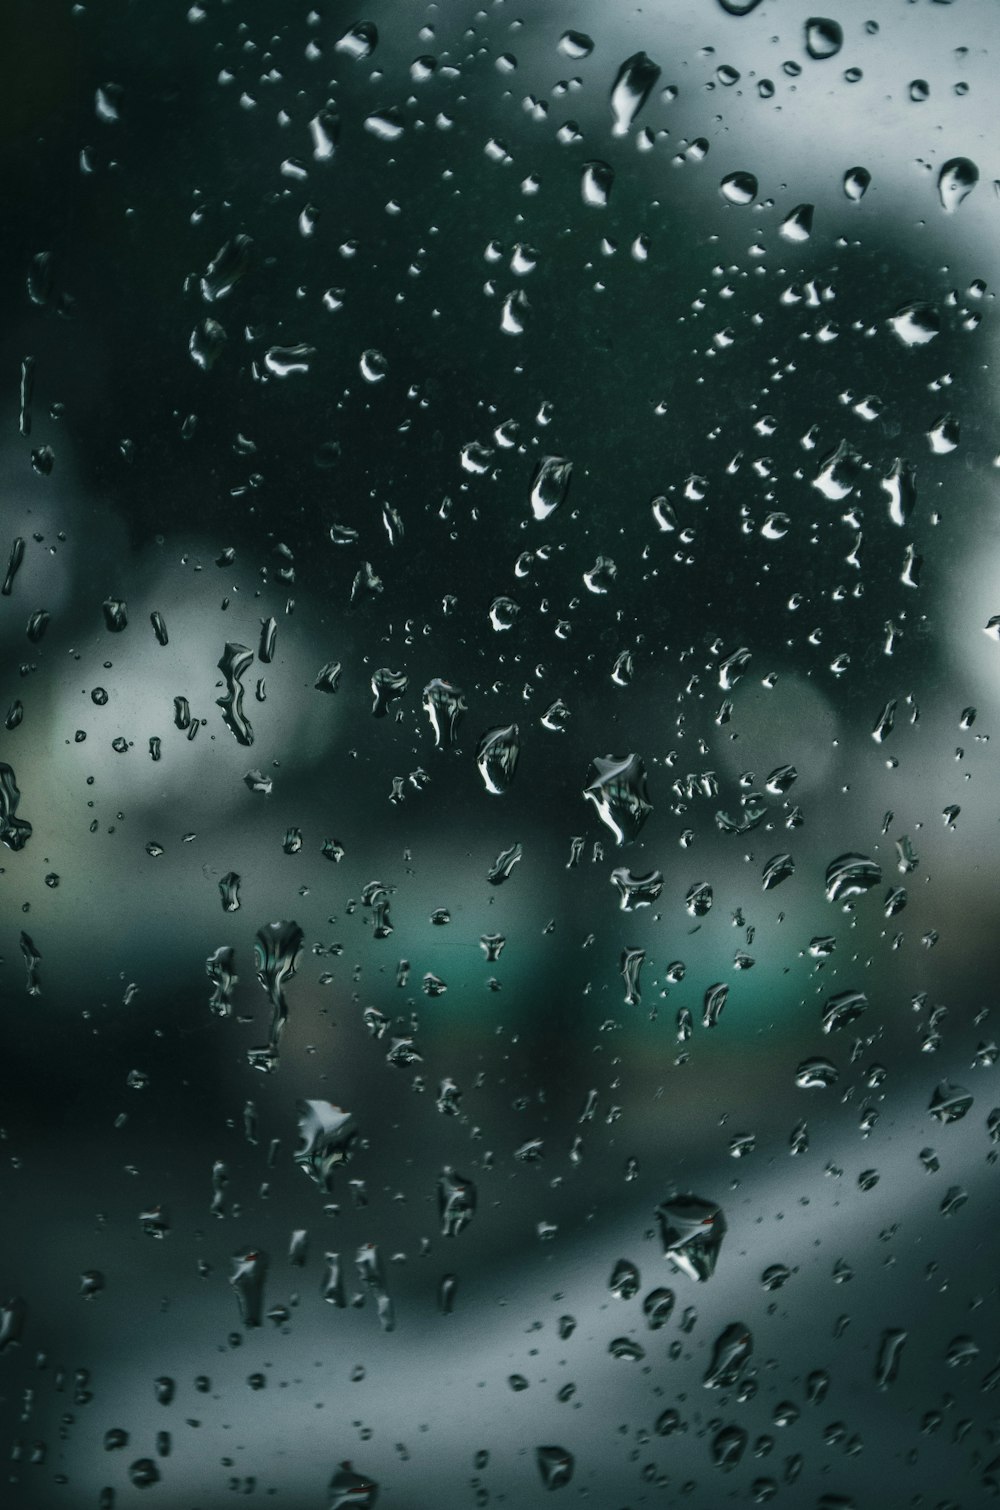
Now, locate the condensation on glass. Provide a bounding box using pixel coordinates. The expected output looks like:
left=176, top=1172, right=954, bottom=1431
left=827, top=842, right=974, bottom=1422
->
left=1, top=0, right=999, bottom=1506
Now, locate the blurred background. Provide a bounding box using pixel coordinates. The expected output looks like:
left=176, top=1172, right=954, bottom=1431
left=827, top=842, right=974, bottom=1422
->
left=1, top=0, right=999, bottom=1505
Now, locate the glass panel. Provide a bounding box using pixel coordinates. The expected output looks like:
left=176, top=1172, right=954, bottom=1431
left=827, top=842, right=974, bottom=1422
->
left=2, top=0, right=997, bottom=1505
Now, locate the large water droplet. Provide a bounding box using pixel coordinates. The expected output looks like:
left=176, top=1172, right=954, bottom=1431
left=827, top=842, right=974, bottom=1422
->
left=822, top=990, right=868, bottom=1033
left=201, top=235, right=252, bottom=302
left=609, top=1258, right=640, bottom=1299
left=423, top=678, right=466, bottom=748
left=583, top=754, right=653, bottom=845
left=247, top=921, right=303, bottom=1073
left=295, top=1101, right=358, bottom=1191
left=928, top=1082, right=973, bottom=1123
left=812, top=439, right=861, bottom=500
left=611, top=868, right=663, bottom=911
left=888, top=302, right=940, bottom=347
left=804, top=18, right=843, bottom=60
left=230, top=1249, right=267, bottom=1327
left=881, top=457, right=917, bottom=526
left=875, top=1329, right=908, bottom=1389
left=328, top=1461, right=379, bottom=1509
left=937, top=156, right=978, bottom=212
left=581, top=161, right=614, bottom=207
left=720, top=171, right=757, bottom=204
left=0, top=763, right=32, bottom=851
left=439, top=1167, right=476, bottom=1236
left=216, top=643, right=254, bottom=746
left=476, top=724, right=520, bottom=794
left=843, top=165, right=871, bottom=200
left=336, top=22, right=377, bottom=60
left=825, top=853, right=881, bottom=902
left=657, top=1193, right=727, bottom=1281
left=558, top=31, right=593, bottom=60
left=610, top=52, right=661, bottom=136
left=779, top=203, right=814, bottom=241
left=530, top=456, right=572, bottom=520
left=704, top=1323, right=753, bottom=1387
left=795, top=1057, right=838, bottom=1089
left=536, top=1446, right=574, bottom=1490
left=264, top=344, right=315, bottom=377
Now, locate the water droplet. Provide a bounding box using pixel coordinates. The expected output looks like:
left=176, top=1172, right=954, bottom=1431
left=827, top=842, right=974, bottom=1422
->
left=609, top=1336, right=645, bottom=1360
left=762, top=853, right=794, bottom=890
left=610, top=1258, right=640, bottom=1299
left=530, top=456, right=572, bottom=521
left=720, top=171, right=757, bottom=204
left=128, top=1459, right=159, bottom=1489
left=189, top=318, right=227, bottom=370
left=610, top=52, right=661, bottom=136
left=489, top=595, right=520, bottom=631
left=762, top=1264, right=791, bottom=1291
left=264, top=344, right=315, bottom=377
left=309, top=110, right=339, bottom=161
left=95, top=83, right=123, bottom=123
left=843, top=165, right=871, bottom=200
left=536, top=1445, right=574, bottom=1490
left=928, top=1082, right=973, bottom=1123
left=822, top=990, right=868, bottom=1033
left=712, top=1425, right=747, bottom=1469
left=558, top=31, right=593, bottom=60
left=702, top=981, right=729, bottom=1028
left=0, top=763, right=31, bottom=851
left=795, top=1057, right=838, bottom=1089
left=718, top=646, right=752, bottom=689
left=928, top=413, right=960, bottom=453
left=423, top=679, right=466, bottom=748
left=825, top=853, right=881, bottom=902
left=657, top=1193, right=726, bottom=1281
left=26, top=609, right=49, bottom=643
left=611, top=868, right=663, bottom=911
left=686, top=880, right=713, bottom=916
left=583, top=754, right=652, bottom=845
left=201, top=235, right=252, bottom=302
left=206, top=946, right=237, bottom=1017
left=102, top=598, right=128, bottom=633
left=655, top=1407, right=682, bottom=1436
left=621, top=947, right=645, bottom=1006
left=295, top=1101, right=357, bottom=1191
left=230, top=1250, right=267, bottom=1327
left=315, top=662, right=342, bottom=694
left=328, top=1461, right=379, bottom=1509
left=704, top=1323, right=753, bottom=1387
left=804, top=18, right=843, bottom=60
left=888, top=302, right=940, bottom=347
left=487, top=841, right=523, bottom=885
left=360, top=348, right=388, bottom=382
left=938, top=156, right=978, bottom=212
left=336, top=22, right=377, bottom=61
left=218, top=872, right=241, bottom=913
left=812, top=439, right=861, bottom=501
left=581, top=161, right=614, bottom=207
left=216, top=643, right=254, bottom=746
left=247, top=921, right=303, bottom=1073
left=779, top=204, right=814, bottom=242
left=370, top=668, right=407, bottom=718
left=439, top=1167, right=476, bottom=1236
left=881, top=457, right=916, bottom=526
left=874, top=1328, right=908, bottom=1389
left=476, top=724, right=520, bottom=794
left=364, top=109, right=404, bottom=142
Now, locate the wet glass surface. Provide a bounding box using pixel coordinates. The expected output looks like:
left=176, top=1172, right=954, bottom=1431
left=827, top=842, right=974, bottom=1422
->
left=2, top=1, right=1000, bottom=1505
